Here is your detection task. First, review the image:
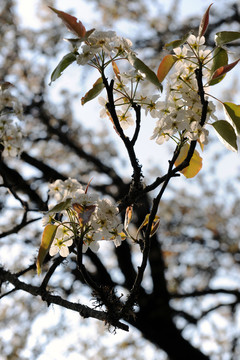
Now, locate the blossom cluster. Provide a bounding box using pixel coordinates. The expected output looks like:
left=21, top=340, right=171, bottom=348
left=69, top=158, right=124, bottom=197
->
left=43, top=178, right=125, bottom=257
left=74, top=29, right=143, bottom=130
left=151, top=35, right=216, bottom=145
left=98, top=34, right=218, bottom=143
left=99, top=70, right=148, bottom=130
left=76, top=30, right=133, bottom=66
left=0, top=84, right=23, bottom=157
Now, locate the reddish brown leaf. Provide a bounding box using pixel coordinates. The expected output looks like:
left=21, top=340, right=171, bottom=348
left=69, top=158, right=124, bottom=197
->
left=211, top=59, right=240, bottom=81
left=49, top=6, right=86, bottom=38
left=72, top=203, right=96, bottom=226
left=85, top=178, right=94, bottom=194
left=198, top=3, right=213, bottom=38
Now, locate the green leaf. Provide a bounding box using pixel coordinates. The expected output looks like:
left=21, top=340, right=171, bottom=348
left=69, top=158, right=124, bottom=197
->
left=223, top=102, right=240, bottom=135
left=36, top=224, right=58, bottom=275
left=215, top=31, right=240, bottom=46
left=47, top=198, right=72, bottom=214
left=164, top=31, right=193, bottom=50
left=157, top=55, right=177, bottom=82
left=128, top=54, right=162, bottom=91
left=212, top=120, right=238, bottom=152
left=49, top=52, right=76, bottom=85
left=81, top=77, right=104, bottom=105
left=209, top=47, right=228, bottom=86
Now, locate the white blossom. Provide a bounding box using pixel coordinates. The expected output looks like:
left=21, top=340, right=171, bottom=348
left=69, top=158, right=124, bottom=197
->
left=45, top=178, right=125, bottom=257
left=49, top=225, right=73, bottom=257
left=48, top=178, right=83, bottom=201
left=149, top=31, right=215, bottom=146
left=116, top=109, right=134, bottom=129
left=82, top=239, right=100, bottom=253
left=88, top=30, right=118, bottom=55
left=98, top=96, right=109, bottom=119
left=76, top=44, right=98, bottom=65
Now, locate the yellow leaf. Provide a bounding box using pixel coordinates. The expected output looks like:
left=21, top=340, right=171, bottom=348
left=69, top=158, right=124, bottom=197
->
left=157, top=55, right=177, bottom=82
left=36, top=224, right=58, bottom=275
left=150, top=218, right=160, bottom=237
left=136, top=214, right=160, bottom=239
left=175, top=143, right=203, bottom=178
left=119, top=232, right=127, bottom=240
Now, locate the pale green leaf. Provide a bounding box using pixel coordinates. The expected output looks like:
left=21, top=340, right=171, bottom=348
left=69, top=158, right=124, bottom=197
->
left=128, top=54, right=162, bottom=91
left=47, top=198, right=72, bottom=214
left=164, top=31, right=193, bottom=50
left=215, top=31, right=240, bottom=46
left=223, top=102, right=240, bottom=135
left=212, top=120, right=238, bottom=152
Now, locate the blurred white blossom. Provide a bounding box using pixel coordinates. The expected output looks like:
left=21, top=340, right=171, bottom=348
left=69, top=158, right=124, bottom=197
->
left=45, top=179, right=125, bottom=257
left=0, top=87, right=23, bottom=157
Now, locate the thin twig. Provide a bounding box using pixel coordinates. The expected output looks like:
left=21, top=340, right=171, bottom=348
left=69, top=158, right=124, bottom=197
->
left=40, top=256, right=65, bottom=292
left=131, top=103, right=141, bottom=146
left=102, top=75, right=143, bottom=191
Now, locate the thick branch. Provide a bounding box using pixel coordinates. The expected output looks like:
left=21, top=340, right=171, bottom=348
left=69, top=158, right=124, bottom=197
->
left=0, top=159, right=47, bottom=210
left=0, top=266, right=128, bottom=331
left=171, top=288, right=240, bottom=299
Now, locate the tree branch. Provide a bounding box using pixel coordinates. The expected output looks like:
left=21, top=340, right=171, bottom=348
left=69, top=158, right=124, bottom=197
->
left=0, top=266, right=129, bottom=331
